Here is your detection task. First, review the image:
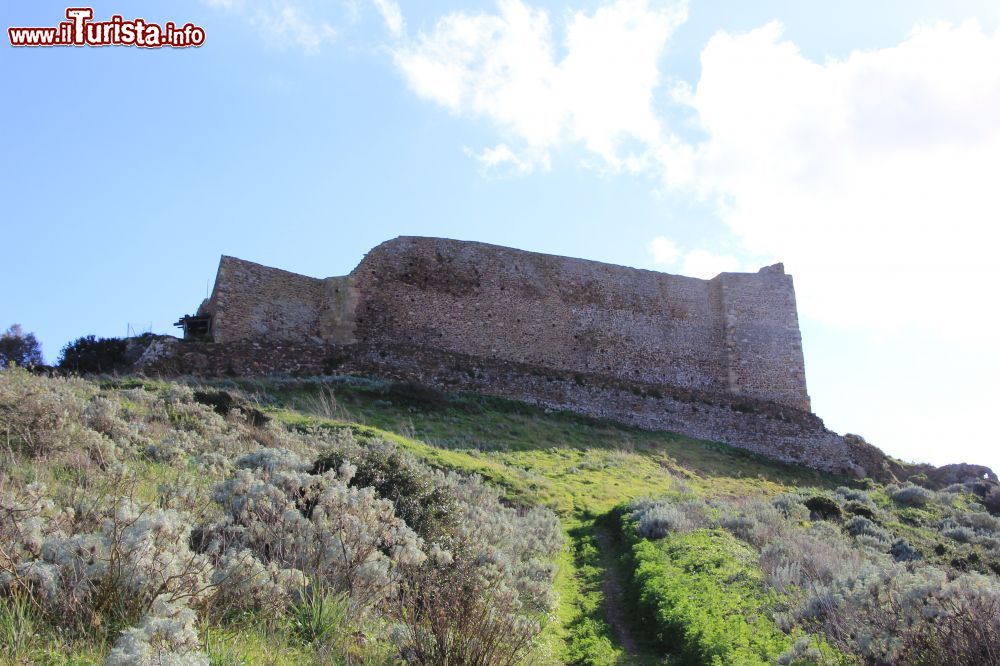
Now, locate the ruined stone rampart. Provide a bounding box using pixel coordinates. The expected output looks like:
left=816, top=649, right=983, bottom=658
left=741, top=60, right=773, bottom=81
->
left=199, top=237, right=810, bottom=410
left=145, top=236, right=887, bottom=474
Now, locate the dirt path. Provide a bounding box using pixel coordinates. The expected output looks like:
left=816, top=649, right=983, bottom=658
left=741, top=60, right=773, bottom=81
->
left=594, top=523, right=642, bottom=658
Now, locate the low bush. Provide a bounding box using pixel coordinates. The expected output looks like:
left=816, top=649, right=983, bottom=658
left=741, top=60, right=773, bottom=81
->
left=796, top=564, right=1000, bottom=665
left=205, top=453, right=424, bottom=613
left=889, top=484, right=934, bottom=508
left=393, top=470, right=562, bottom=664
left=772, top=493, right=810, bottom=521
left=0, top=368, right=100, bottom=460
left=312, top=443, right=459, bottom=546
left=845, top=516, right=892, bottom=551
left=106, top=597, right=208, bottom=665
left=58, top=336, right=130, bottom=374
left=834, top=487, right=871, bottom=503
left=631, top=499, right=699, bottom=538
left=804, top=496, right=841, bottom=521
left=889, top=538, right=921, bottom=562
left=843, top=501, right=877, bottom=520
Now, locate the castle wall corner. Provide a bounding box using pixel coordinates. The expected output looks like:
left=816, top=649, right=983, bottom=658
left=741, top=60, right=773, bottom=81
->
left=715, top=270, right=810, bottom=411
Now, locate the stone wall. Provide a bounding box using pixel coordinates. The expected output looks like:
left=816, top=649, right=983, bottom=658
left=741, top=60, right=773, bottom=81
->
left=139, top=338, right=884, bottom=479
left=195, top=237, right=810, bottom=410
left=717, top=268, right=809, bottom=409
left=200, top=256, right=328, bottom=344
left=163, top=237, right=842, bottom=471
left=351, top=237, right=731, bottom=395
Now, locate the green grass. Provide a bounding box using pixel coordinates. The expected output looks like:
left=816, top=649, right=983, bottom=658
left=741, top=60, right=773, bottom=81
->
left=624, top=526, right=793, bottom=665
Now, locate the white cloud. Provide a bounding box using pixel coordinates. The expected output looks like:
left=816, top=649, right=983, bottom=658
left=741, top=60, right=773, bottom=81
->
left=647, top=235, right=680, bottom=264
left=680, top=249, right=740, bottom=278
left=372, top=0, right=405, bottom=38
left=251, top=4, right=337, bottom=53
left=670, top=21, right=1000, bottom=339
left=394, top=0, right=686, bottom=171
left=466, top=143, right=543, bottom=176
left=204, top=0, right=338, bottom=53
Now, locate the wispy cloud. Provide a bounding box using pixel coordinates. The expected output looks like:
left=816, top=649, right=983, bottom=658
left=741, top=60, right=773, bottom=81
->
left=393, top=0, right=687, bottom=172
left=203, top=0, right=338, bottom=53
left=253, top=4, right=337, bottom=53
left=372, top=0, right=405, bottom=38
left=466, top=143, right=545, bottom=176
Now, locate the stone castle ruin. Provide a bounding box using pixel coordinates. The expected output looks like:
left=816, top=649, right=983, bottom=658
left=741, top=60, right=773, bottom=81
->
left=151, top=236, right=892, bottom=478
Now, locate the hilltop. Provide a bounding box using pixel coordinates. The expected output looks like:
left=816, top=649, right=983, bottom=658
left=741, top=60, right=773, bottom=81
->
left=149, top=238, right=896, bottom=480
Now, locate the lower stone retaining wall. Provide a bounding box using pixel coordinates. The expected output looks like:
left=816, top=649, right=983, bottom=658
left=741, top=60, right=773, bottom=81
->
left=138, top=338, right=889, bottom=479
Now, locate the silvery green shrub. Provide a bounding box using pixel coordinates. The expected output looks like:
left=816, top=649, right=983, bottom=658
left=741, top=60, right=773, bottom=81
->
left=941, top=524, right=976, bottom=544
left=796, top=563, right=1000, bottom=665
left=0, top=368, right=94, bottom=458
left=760, top=523, right=863, bottom=595
left=630, top=497, right=708, bottom=539
left=106, top=596, right=208, bottom=666
left=772, top=493, right=810, bottom=521
left=85, top=396, right=138, bottom=451
left=210, top=549, right=306, bottom=615
left=834, top=486, right=872, bottom=504
left=889, top=484, right=934, bottom=507
left=206, top=456, right=425, bottom=612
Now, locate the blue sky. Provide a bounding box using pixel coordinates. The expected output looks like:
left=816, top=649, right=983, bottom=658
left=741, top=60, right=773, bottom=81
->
left=3, top=1, right=999, bottom=471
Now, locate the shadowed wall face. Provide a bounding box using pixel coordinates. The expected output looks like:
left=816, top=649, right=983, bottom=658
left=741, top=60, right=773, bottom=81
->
left=200, top=257, right=327, bottom=344
left=199, top=237, right=811, bottom=411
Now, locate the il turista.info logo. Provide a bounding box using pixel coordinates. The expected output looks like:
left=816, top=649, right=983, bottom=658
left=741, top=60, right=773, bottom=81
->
left=8, top=8, right=206, bottom=48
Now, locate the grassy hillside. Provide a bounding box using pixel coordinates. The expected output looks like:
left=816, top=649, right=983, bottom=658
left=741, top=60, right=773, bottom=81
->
left=1, top=369, right=998, bottom=665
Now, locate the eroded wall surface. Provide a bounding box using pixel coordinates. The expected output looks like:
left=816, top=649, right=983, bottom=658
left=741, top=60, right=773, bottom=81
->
left=141, top=339, right=881, bottom=479
left=201, top=256, right=328, bottom=344
left=198, top=237, right=810, bottom=410
left=350, top=237, right=809, bottom=410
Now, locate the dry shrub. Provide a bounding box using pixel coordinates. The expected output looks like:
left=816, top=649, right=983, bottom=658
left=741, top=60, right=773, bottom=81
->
left=0, top=368, right=94, bottom=459
left=106, top=596, right=209, bottom=665
left=396, top=554, right=540, bottom=665
left=2, top=470, right=214, bottom=631
left=889, top=484, right=934, bottom=507
left=203, top=449, right=425, bottom=613
left=798, top=564, right=1000, bottom=665
left=392, top=472, right=562, bottom=665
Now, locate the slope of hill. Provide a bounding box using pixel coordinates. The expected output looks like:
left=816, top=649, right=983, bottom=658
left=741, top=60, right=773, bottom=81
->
left=1, top=368, right=998, bottom=665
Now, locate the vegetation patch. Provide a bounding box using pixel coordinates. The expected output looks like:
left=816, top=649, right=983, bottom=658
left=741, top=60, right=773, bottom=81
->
left=3, top=369, right=998, bottom=664
left=625, top=524, right=795, bottom=665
